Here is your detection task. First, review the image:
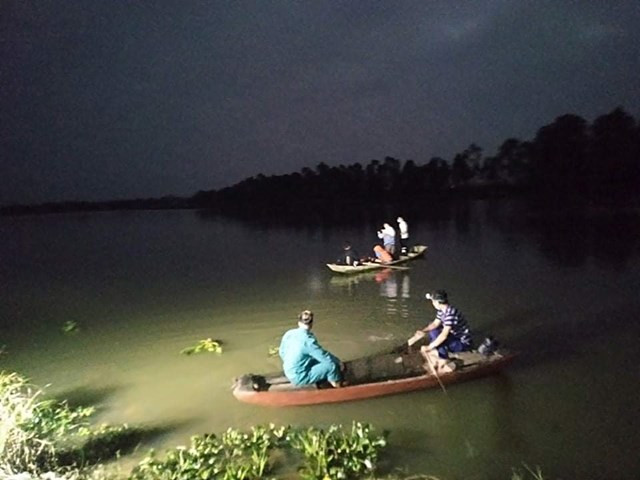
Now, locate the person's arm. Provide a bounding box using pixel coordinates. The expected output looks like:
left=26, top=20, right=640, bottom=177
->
left=305, top=335, right=340, bottom=366
left=408, top=318, right=439, bottom=345
left=415, top=318, right=440, bottom=336
left=424, top=325, right=451, bottom=351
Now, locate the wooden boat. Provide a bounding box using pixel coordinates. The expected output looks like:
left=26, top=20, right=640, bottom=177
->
left=326, top=245, right=427, bottom=274
left=232, top=341, right=517, bottom=407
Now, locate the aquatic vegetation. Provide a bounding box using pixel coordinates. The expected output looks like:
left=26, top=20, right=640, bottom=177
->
left=61, top=321, right=79, bottom=335
left=511, top=464, right=545, bottom=480
left=130, top=424, right=286, bottom=480
left=130, top=422, right=386, bottom=480
left=179, top=338, right=223, bottom=355
left=0, top=372, right=139, bottom=479
left=288, top=422, right=387, bottom=479
left=267, top=345, right=279, bottom=357
left=0, top=372, right=92, bottom=475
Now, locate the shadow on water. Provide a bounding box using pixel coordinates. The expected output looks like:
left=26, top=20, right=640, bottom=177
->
left=57, top=421, right=188, bottom=467
left=48, top=384, right=205, bottom=466
left=53, top=384, right=122, bottom=411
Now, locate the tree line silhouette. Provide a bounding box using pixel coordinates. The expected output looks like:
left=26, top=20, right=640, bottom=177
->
left=192, top=106, right=639, bottom=215
left=2, top=107, right=639, bottom=216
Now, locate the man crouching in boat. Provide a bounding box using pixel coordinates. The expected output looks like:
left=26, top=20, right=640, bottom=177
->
left=409, top=290, right=473, bottom=374
left=279, top=310, right=344, bottom=388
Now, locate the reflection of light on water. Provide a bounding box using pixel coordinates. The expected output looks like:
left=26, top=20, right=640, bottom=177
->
left=377, top=273, right=411, bottom=318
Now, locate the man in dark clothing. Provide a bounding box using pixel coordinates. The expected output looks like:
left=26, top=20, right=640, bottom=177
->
left=338, top=241, right=360, bottom=266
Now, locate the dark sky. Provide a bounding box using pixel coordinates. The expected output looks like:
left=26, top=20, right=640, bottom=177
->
left=1, top=1, right=639, bottom=204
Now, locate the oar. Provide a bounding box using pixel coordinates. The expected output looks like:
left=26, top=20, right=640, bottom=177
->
left=362, top=262, right=409, bottom=271
left=424, top=351, right=448, bottom=395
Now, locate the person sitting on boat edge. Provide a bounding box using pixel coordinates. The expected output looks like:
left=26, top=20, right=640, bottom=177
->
left=337, top=241, right=361, bottom=266
left=279, top=310, right=344, bottom=388
left=409, top=290, right=473, bottom=372
left=373, top=244, right=393, bottom=264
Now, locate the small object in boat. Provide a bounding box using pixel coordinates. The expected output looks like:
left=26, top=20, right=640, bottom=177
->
left=478, top=336, right=499, bottom=356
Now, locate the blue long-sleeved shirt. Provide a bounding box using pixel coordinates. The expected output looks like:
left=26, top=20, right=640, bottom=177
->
left=279, top=327, right=341, bottom=385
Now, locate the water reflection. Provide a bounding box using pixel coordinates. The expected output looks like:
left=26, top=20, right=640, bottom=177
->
left=329, top=269, right=412, bottom=318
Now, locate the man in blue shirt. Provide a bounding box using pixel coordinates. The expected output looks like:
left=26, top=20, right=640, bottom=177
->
left=408, top=290, right=473, bottom=371
left=279, top=310, right=343, bottom=387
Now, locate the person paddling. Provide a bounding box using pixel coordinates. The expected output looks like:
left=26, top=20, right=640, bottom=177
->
left=408, top=290, right=473, bottom=373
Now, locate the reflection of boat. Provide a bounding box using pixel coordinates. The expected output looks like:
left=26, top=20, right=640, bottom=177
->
left=328, top=270, right=381, bottom=288
left=326, top=245, right=427, bottom=274
left=232, top=342, right=517, bottom=407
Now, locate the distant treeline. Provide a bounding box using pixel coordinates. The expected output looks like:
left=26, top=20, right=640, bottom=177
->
left=2, top=107, right=639, bottom=216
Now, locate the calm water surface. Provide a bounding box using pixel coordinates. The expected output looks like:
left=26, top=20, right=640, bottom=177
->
left=1, top=202, right=638, bottom=479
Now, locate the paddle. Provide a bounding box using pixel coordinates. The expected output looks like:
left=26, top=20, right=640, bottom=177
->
left=362, top=262, right=409, bottom=271
left=424, top=351, right=448, bottom=394
left=406, top=332, right=448, bottom=394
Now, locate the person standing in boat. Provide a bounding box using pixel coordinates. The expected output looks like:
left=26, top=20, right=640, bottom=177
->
left=377, top=223, right=396, bottom=257
left=409, top=290, right=473, bottom=364
left=279, top=310, right=344, bottom=388
left=396, top=216, right=409, bottom=255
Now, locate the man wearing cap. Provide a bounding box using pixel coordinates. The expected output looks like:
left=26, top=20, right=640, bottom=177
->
left=279, top=310, right=344, bottom=387
left=409, top=290, right=473, bottom=364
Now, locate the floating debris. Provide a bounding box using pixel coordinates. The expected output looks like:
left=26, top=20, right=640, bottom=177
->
left=62, top=320, right=79, bottom=334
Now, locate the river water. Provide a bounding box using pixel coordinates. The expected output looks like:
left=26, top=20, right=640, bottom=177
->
left=1, top=201, right=638, bottom=479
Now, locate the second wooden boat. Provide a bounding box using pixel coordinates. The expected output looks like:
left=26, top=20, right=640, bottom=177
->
left=326, top=245, right=427, bottom=274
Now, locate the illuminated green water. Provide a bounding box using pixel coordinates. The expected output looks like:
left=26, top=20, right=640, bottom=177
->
left=1, top=204, right=638, bottom=479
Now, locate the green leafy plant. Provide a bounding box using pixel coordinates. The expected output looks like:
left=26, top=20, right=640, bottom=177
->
left=130, top=424, right=290, bottom=480
left=0, top=372, right=95, bottom=475
left=511, top=464, right=546, bottom=480
left=180, top=338, right=223, bottom=356
left=0, top=371, right=139, bottom=479
left=287, top=422, right=387, bottom=479
left=267, top=345, right=279, bottom=357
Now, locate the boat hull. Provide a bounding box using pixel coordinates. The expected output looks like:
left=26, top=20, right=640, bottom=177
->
left=326, top=245, right=427, bottom=274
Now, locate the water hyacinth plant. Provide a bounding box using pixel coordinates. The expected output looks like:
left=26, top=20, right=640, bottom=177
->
left=130, top=424, right=289, bottom=480
left=130, top=422, right=386, bottom=480
left=179, top=338, right=223, bottom=356
left=288, top=422, right=388, bottom=479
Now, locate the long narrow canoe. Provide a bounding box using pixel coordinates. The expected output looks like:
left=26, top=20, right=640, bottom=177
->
left=232, top=343, right=517, bottom=407
left=326, top=245, right=427, bottom=274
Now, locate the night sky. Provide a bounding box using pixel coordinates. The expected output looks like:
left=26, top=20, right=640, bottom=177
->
left=1, top=1, right=639, bottom=205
